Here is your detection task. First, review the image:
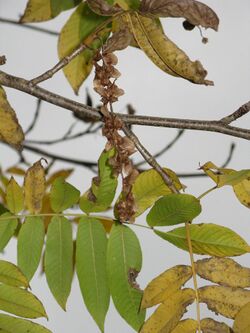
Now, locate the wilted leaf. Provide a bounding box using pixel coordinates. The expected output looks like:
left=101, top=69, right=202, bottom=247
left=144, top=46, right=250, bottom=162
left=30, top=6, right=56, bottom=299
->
left=140, top=288, right=195, bottom=333
left=155, top=223, right=250, bottom=257
left=6, top=177, right=24, bottom=214
left=86, top=0, right=123, bottom=16
left=45, top=216, right=73, bottom=310
left=76, top=217, right=109, bottom=332
left=58, top=3, right=111, bottom=93
left=0, top=314, right=52, bottom=333
left=201, top=318, right=232, bottom=333
left=80, top=149, right=118, bottom=213
left=0, top=86, right=24, bottom=150
left=107, top=223, right=145, bottom=330
left=24, top=160, right=45, bottom=214
left=103, top=27, right=132, bottom=53
left=46, top=168, right=73, bottom=186
left=139, top=0, right=219, bottom=31
left=141, top=265, right=192, bottom=309
left=40, top=194, right=53, bottom=230
left=132, top=168, right=183, bottom=217
left=0, top=284, right=47, bottom=318
left=17, top=217, right=45, bottom=281
left=50, top=177, right=80, bottom=213
left=199, top=286, right=250, bottom=319
left=0, top=213, right=18, bottom=252
left=196, top=257, right=250, bottom=288
left=147, top=194, right=201, bottom=227
left=20, top=0, right=82, bottom=22
left=233, top=302, right=250, bottom=333
left=171, top=319, right=198, bottom=333
left=125, top=12, right=212, bottom=84
left=0, top=260, right=29, bottom=288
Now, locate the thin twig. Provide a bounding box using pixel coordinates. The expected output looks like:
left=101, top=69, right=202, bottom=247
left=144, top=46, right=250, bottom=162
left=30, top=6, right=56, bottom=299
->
left=30, top=44, right=89, bottom=85
left=122, top=125, right=178, bottom=193
left=185, top=222, right=201, bottom=333
left=135, top=130, right=184, bottom=167
left=0, top=70, right=249, bottom=140
left=221, top=101, right=250, bottom=124
left=25, top=99, right=42, bottom=135
left=0, top=17, right=58, bottom=36
left=22, top=144, right=97, bottom=169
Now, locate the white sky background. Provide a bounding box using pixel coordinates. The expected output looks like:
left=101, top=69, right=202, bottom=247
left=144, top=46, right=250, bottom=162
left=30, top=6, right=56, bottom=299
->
left=0, top=1, right=250, bottom=332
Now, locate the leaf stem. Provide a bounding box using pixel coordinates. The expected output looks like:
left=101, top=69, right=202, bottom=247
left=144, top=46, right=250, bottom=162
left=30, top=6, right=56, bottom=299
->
left=197, top=185, right=217, bottom=200
left=185, top=222, right=201, bottom=333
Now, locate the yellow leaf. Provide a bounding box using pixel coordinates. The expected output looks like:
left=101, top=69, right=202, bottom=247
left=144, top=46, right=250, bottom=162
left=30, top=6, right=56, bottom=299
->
left=199, top=286, right=250, bottom=319
left=141, top=265, right=192, bottom=309
left=196, top=257, right=250, bottom=288
left=6, top=177, right=24, bottom=214
left=20, top=0, right=81, bottom=23
left=233, top=302, right=250, bottom=333
left=171, top=319, right=198, bottom=333
left=6, top=167, right=26, bottom=176
left=132, top=168, right=183, bottom=217
left=201, top=318, right=232, bottom=333
left=125, top=12, right=212, bottom=85
left=58, top=3, right=111, bottom=94
left=41, top=194, right=53, bottom=231
left=140, top=288, right=195, bottom=333
left=0, top=87, right=24, bottom=150
left=46, top=169, right=73, bottom=186
left=24, top=160, right=46, bottom=214
left=234, top=179, right=250, bottom=208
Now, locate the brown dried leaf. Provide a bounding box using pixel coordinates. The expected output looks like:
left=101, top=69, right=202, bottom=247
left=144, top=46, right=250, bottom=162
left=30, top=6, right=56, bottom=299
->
left=201, top=318, right=233, bottom=333
left=125, top=12, right=212, bottom=85
left=86, top=0, right=123, bottom=16
left=233, top=302, right=250, bottom=333
left=140, top=288, right=195, bottom=333
left=0, top=86, right=24, bottom=150
left=140, top=0, right=219, bottom=31
left=141, top=265, right=192, bottom=309
left=24, top=160, right=46, bottom=214
left=196, top=257, right=250, bottom=288
left=103, top=28, right=132, bottom=54
left=199, top=286, right=250, bottom=319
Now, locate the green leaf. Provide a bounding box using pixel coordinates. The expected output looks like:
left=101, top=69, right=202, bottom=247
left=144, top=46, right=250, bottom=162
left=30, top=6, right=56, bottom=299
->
left=58, top=3, right=111, bottom=93
left=80, top=149, right=118, bottom=213
left=0, top=314, right=52, bottom=333
left=20, top=0, right=82, bottom=23
left=107, top=223, right=145, bottom=330
left=76, top=217, right=110, bottom=332
left=0, top=284, right=47, bottom=318
left=132, top=168, right=183, bottom=217
left=147, top=194, right=201, bottom=227
left=0, top=203, right=8, bottom=215
left=50, top=177, right=80, bottom=213
left=155, top=223, right=250, bottom=257
left=6, top=177, right=24, bottom=214
left=0, top=213, right=18, bottom=252
left=17, top=216, right=45, bottom=281
left=45, top=216, right=73, bottom=310
left=0, top=260, right=29, bottom=288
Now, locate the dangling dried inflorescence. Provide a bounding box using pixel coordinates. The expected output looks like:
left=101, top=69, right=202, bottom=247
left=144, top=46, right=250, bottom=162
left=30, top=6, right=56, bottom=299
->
left=93, top=46, right=139, bottom=223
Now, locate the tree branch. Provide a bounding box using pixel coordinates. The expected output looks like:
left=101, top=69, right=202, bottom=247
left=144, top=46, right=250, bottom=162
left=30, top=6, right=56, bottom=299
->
left=0, top=70, right=250, bottom=140
left=0, top=17, right=58, bottom=36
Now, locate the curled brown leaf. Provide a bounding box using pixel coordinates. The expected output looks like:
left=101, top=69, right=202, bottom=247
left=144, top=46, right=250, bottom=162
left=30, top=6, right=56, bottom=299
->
left=140, top=0, right=219, bottom=31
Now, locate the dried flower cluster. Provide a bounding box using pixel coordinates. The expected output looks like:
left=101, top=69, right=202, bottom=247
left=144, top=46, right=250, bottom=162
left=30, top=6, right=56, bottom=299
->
left=93, top=48, right=139, bottom=222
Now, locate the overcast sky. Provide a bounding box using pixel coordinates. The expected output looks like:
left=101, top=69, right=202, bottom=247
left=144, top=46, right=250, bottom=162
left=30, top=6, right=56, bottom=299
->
left=0, top=1, right=250, bottom=332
